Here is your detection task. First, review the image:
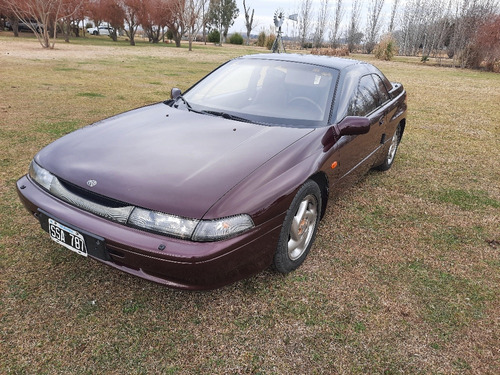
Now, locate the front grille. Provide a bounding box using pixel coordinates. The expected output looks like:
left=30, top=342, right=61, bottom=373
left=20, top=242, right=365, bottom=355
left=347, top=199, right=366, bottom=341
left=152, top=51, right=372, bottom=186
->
left=58, top=179, right=128, bottom=208
left=50, top=177, right=134, bottom=224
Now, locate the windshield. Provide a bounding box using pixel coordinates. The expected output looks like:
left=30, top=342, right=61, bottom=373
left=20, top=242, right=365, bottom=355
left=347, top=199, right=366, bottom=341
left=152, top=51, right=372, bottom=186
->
left=182, top=58, right=339, bottom=127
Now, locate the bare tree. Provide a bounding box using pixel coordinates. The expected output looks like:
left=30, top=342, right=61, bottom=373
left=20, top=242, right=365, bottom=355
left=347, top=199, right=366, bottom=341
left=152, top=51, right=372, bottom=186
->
left=139, top=0, right=169, bottom=44
left=364, top=0, right=385, bottom=53
left=450, top=0, right=498, bottom=67
left=87, top=0, right=104, bottom=32
left=421, top=0, right=453, bottom=58
left=399, top=0, right=428, bottom=56
left=388, top=0, right=399, bottom=33
left=59, top=0, right=88, bottom=42
left=298, top=0, right=313, bottom=48
left=72, top=0, right=89, bottom=37
left=0, top=1, right=20, bottom=37
left=313, top=0, right=329, bottom=48
left=122, top=0, right=141, bottom=46
left=329, top=0, right=344, bottom=48
left=95, top=0, right=125, bottom=42
left=346, top=0, right=362, bottom=52
left=165, top=0, right=186, bottom=47
left=5, top=0, right=83, bottom=48
left=242, top=0, right=255, bottom=45
left=183, top=0, right=207, bottom=51
left=397, top=0, right=499, bottom=64
left=201, top=0, right=207, bottom=43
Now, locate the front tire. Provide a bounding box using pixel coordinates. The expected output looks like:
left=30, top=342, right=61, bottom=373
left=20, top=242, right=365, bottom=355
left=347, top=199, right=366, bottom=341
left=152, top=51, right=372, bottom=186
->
left=376, top=124, right=402, bottom=171
left=273, top=180, right=322, bottom=274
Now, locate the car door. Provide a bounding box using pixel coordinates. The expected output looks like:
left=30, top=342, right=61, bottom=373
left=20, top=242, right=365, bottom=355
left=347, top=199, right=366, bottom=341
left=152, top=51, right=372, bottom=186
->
left=372, top=73, right=393, bottom=147
left=331, top=74, right=384, bottom=189
left=372, top=73, right=401, bottom=149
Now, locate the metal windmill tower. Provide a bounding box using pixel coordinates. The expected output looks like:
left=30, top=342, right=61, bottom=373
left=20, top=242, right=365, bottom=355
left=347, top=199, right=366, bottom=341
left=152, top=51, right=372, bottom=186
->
left=271, top=10, right=285, bottom=53
left=271, top=10, right=298, bottom=53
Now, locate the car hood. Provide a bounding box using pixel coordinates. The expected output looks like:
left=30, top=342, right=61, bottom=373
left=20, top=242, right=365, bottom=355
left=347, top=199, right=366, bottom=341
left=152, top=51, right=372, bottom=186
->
left=36, top=103, right=314, bottom=218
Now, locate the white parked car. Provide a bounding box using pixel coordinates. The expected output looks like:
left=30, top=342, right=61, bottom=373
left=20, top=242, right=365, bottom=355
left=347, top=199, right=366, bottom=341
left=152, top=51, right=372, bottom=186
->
left=87, top=25, right=115, bottom=36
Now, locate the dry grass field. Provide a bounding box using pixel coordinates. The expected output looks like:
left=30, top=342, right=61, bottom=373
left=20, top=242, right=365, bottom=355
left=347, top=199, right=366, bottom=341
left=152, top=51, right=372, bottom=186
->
left=1, top=35, right=499, bottom=374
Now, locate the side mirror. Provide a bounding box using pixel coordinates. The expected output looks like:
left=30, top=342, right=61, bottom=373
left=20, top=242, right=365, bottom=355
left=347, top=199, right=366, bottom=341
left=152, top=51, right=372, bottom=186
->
left=321, top=116, right=370, bottom=151
left=336, top=116, right=370, bottom=136
left=170, top=87, right=182, bottom=100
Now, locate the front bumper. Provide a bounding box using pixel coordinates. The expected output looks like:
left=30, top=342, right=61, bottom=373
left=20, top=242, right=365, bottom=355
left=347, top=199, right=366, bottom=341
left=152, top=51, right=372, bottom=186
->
left=16, top=175, right=283, bottom=290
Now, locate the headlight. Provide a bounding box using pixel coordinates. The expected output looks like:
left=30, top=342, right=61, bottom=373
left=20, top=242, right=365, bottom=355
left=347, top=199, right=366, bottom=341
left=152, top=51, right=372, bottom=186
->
left=129, top=208, right=254, bottom=242
left=192, top=215, right=255, bottom=242
left=29, top=160, right=55, bottom=191
left=129, top=208, right=199, bottom=239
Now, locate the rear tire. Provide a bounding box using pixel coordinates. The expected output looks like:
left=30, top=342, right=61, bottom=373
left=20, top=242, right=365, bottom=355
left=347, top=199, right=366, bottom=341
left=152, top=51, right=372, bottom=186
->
left=273, top=180, right=321, bottom=274
left=376, top=124, right=402, bottom=171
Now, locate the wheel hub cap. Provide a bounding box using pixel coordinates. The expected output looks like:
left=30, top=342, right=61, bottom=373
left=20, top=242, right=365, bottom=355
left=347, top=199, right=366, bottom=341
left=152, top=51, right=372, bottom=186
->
left=287, top=195, right=318, bottom=261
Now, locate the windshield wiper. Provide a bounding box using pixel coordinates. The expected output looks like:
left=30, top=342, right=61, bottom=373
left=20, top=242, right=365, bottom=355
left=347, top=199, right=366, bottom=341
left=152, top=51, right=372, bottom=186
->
left=173, top=95, right=194, bottom=111
left=202, top=110, right=253, bottom=123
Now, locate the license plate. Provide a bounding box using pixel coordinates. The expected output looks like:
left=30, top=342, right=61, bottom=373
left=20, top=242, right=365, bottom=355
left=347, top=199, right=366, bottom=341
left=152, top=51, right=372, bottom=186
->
left=48, top=218, right=88, bottom=257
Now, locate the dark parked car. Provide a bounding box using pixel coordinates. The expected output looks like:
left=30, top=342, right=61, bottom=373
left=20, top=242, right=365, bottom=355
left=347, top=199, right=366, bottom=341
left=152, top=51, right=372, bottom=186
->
left=6, top=20, right=44, bottom=32
left=17, top=54, right=407, bottom=290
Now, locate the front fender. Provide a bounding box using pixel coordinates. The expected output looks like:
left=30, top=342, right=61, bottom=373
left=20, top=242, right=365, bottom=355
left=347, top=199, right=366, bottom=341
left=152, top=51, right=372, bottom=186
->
left=202, top=128, right=337, bottom=225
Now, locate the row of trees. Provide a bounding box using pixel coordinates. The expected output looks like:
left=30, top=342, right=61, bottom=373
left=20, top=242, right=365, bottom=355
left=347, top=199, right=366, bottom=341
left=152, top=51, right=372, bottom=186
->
left=293, top=0, right=396, bottom=51
left=397, top=0, right=499, bottom=69
left=0, top=0, right=244, bottom=49
left=293, top=0, right=499, bottom=70
left=1, top=0, right=499, bottom=70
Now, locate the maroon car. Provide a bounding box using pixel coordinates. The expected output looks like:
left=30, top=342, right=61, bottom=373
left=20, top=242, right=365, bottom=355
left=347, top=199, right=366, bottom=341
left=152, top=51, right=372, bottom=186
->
left=17, top=54, right=407, bottom=290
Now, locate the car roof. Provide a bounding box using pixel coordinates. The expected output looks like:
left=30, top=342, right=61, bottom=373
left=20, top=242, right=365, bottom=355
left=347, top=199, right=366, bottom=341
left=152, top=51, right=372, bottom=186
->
left=240, top=53, right=365, bottom=71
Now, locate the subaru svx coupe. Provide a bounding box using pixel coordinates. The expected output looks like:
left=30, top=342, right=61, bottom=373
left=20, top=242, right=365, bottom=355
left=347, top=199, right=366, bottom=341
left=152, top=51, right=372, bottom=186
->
left=17, top=53, right=407, bottom=290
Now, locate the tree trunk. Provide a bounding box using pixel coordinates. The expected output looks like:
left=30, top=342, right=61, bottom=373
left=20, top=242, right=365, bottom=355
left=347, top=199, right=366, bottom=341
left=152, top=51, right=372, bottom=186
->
left=173, top=29, right=182, bottom=47
left=188, top=26, right=193, bottom=51
left=11, top=18, right=19, bottom=37
left=63, top=19, right=71, bottom=43
left=126, top=28, right=136, bottom=46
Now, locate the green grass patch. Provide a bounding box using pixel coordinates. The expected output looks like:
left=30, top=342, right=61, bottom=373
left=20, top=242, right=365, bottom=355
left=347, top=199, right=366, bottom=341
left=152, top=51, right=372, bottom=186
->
left=54, top=67, right=78, bottom=72
left=406, top=261, right=492, bottom=329
left=122, top=299, right=145, bottom=314
left=77, top=92, right=105, bottom=98
left=433, top=188, right=500, bottom=210
left=36, top=120, right=82, bottom=137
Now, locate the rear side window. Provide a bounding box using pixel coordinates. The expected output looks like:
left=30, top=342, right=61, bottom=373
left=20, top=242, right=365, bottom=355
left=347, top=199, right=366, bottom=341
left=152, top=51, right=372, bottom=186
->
left=348, top=75, right=379, bottom=116
left=373, top=74, right=390, bottom=104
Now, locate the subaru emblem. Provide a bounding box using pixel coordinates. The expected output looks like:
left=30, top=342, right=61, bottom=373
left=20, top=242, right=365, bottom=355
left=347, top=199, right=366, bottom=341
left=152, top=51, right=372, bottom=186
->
left=87, top=179, right=97, bottom=188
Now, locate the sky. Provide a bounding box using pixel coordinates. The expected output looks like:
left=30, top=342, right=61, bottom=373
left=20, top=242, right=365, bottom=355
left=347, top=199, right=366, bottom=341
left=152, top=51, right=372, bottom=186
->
left=230, top=0, right=398, bottom=37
